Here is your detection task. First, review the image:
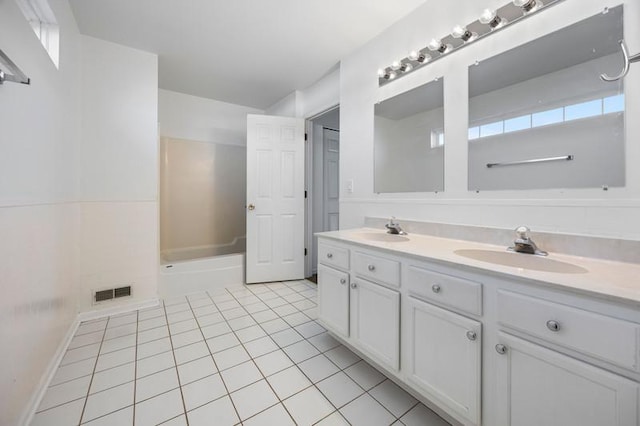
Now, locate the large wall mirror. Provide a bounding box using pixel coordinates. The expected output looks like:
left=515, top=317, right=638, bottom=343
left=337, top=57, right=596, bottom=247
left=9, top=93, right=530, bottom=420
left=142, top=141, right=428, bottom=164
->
left=374, top=78, right=444, bottom=193
left=468, top=6, right=625, bottom=191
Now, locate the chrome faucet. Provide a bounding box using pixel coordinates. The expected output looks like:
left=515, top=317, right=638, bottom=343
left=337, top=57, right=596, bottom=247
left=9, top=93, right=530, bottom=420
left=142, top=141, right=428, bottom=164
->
left=508, top=226, right=547, bottom=256
left=385, top=217, right=407, bottom=235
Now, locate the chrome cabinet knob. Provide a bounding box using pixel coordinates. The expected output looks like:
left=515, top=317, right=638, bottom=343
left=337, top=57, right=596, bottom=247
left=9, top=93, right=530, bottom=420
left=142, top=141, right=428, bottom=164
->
left=432, top=284, right=441, bottom=293
left=350, top=283, right=357, bottom=289
left=546, top=320, right=561, bottom=332
left=367, top=264, right=376, bottom=271
left=495, top=344, right=507, bottom=355
left=327, top=253, right=333, bottom=259
left=466, top=331, right=477, bottom=341
left=340, top=278, right=346, bottom=285
left=247, top=204, right=255, bottom=211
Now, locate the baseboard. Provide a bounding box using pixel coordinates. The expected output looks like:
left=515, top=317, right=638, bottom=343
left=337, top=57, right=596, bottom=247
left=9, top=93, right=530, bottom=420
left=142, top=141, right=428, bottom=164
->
left=19, top=317, right=80, bottom=426
left=78, top=298, right=160, bottom=322
left=20, top=298, right=159, bottom=425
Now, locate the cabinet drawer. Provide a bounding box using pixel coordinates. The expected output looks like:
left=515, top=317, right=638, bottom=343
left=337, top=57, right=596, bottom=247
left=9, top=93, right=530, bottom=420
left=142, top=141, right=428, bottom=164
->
left=407, top=265, right=482, bottom=316
left=353, top=251, right=400, bottom=287
left=318, top=242, right=349, bottom=270
left=498, top=290, right=640, bottom=372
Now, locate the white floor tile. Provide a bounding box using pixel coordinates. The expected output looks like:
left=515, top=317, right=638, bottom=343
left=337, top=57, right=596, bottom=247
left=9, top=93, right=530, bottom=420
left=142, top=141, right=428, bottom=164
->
left=38, top=375, right=91, bottom=411
left=324, top=345, right=361, bottom=369
left=283, top=386, right=334, bottom=426
left=137, top=337, right=172, bottom=360
left=295, top=321, right=326, bottom=338
left=168, top=319, right=198, bottom=335
left=250, top=309, right=279, bottom=323
left=265, top=297, right=289, bottom=309
left=270, top=328, right=303, bottom=347
left=189, top=297, right=214, bottom=308
left=340, top=393, right=395, bottom=426
left=165, top=302, right=190, bottom=315
left=50, top=357, right=96, bottom=386
left=316, top=411, right=350, bottom=425
left=96, top=347, right=136, bottom=372
left=136, top=368, right=179, bottom=402
left=266, top=366, right=312, bottom=399
left=228, top=315, right=257, bottom=331
left=230, top=380, right=279, bottom=421
left=196, top=312, right=225, bottom=327
left=82, top=381, right=134, bottom=423
left=167, top=310, right=194, bottom=324
left=164, top=296, right=187, bottom=306
left=68, top=330, right=104, bottom=350
left=137, top=325, right=169, bottom=344
left=220, top=360, right=263, bottom=392
left=201, top=322, right=232, bottom=339
left=254, top=349, right=294, bottom=377
left=160, top=414, right=188, bottom=425
left=173, top=341, right=209, bottom=365
left=138, top=307, right=164, bottom=321
left=104, top=323, right=137, bottom=340
left=181, top=373, right=227, bottom=411
left=400, top=403, right=450, bottom=426
left=244, top=336, right=279, bottom=358
left=243, top=403, right=295, bottom=426
left=272, top=304, right=298, bottom=317
left=206, top=332, right=240, bottom=353
left=298, top=354, right=340, bottom=383
left=282, top=311, right=312, bottom=327
left=107, top=313, right=137, bottom=328
left=308, top=332, right=340, bottom=353
left=213, top=345, right=250, bottom=371
left=177, top=356, right=218, bottom=385
left=221, top=307, right=247, bottom=320
left=76, top=320, right=107, bottom=336
left=244, top=302, right=269, bottom=314
left=370, top=380, right=418, bottom=418
left=193, top=305, right=220, bottom=318
left=82, top=405, right=132, bottom=425
left=344, top=361, right=386, bottom=391
left=187, top=396, right=239, bottom=426
left=137, top=351, right=175, bottom=378
left=217, top=300, right=242, bottom=311
left=282, top=340, right=320, bottom=363
left=171, top=329, right=203, bottom=348
left=292, top=299, right=316, bottom=310
left=90, top=362, right=135, bottom=394
left=61, top=343, right=101, bottom=366
left=32, top=399, right=85, bottom=426
left=283, top=293, right=306, bottom=303
left=317, top=371, right=365, bottom=408
left=235, top=325, right=267, bottom=343
left=135, top=388, right=185, bottom=425
left=138, top=316, right=167, bottom=332
left=303, top=307, right=318, bottom=320
left=100, top=333, right=136, bottom=354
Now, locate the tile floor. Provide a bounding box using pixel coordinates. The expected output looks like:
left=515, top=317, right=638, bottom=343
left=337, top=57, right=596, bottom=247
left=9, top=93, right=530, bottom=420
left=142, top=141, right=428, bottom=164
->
left=32, top=280, right=450, bottom=426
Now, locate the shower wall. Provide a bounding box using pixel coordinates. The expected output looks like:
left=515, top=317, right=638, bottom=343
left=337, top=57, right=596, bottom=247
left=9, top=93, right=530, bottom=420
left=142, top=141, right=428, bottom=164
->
left=160, top=137, right=246, bottom=261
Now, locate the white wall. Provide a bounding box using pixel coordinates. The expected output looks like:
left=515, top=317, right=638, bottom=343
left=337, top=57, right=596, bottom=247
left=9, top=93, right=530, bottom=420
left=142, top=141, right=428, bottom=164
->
left=0, top=0, right=81, bottom=424
left=159, top=89, right=263, bottom=146
left=266, top=69, right=340, bottom=118
left=77, top=36, right=159, bottom=313
left=339, top=0, right=640, bottom=239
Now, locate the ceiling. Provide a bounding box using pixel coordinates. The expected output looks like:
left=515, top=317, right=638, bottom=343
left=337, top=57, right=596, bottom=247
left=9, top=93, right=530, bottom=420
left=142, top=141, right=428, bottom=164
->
left=69, top=0, right=427, bottom=109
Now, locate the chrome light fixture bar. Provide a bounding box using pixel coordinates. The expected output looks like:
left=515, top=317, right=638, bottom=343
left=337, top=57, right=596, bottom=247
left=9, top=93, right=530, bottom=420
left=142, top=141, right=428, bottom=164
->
left=0, top=49, right=30, bottom=85
left=378, top=0, right=564, bottom=86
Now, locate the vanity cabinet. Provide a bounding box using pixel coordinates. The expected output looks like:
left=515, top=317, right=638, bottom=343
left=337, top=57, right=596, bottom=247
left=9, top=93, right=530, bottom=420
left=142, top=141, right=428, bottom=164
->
left=317, top=264, right=350, bottom=338
left=350, top=277, right=400, bottom=371
left=495, top=332, right=639, bottom=426
left=406, top=296, right=481, bottom=425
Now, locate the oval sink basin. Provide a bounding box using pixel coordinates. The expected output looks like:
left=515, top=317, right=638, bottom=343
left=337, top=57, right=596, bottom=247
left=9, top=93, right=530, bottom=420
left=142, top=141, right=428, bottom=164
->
left=454, top=249, right=588, bottom=274
left=355, top=232, right=410, bottom=243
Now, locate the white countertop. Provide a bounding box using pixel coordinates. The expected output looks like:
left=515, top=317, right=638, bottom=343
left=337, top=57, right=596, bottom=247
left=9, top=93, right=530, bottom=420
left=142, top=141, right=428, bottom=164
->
left=317, top=228, right=640, bottom=306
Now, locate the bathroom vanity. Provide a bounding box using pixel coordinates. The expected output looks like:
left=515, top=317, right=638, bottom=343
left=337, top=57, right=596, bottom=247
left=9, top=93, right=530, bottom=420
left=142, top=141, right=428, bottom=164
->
left=316, top=228, right=640, bottom=426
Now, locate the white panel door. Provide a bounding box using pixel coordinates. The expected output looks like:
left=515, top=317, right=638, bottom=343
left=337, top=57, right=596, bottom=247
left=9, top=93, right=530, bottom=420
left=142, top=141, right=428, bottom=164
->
left=495, top=332, right=639, bottom=426
left=406, top=297, right=482, bottom=425
left=323, top=129, right=340, bottom=231
left=246, top=114, right=305, bottom=283
left=350, top=278, right=400, bottom=371
left=317, top=264, right=349, bottom=338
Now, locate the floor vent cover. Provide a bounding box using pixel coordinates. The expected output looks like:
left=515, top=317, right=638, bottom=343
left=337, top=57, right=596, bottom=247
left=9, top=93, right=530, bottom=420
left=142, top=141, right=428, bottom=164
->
left=114, top=286, right=131, bottom=298
left=94, top=289, right=114, bottom=303
left=93, top=286, right=132, bottom=304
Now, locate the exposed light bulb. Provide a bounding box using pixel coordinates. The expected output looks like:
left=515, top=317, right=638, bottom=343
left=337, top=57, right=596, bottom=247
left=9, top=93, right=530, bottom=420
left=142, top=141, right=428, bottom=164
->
left=513, top=0, right=539, bottom=13
left=391, top=61, right=402, bottom=71
left=428, top=38, right=452, bottom=54
left=388, top=71, right=397, bottom=80
left=479, top=9, right=506, bottom=29
left=408, top=50, right=420, bottom=61
left=402, top=63, right=413, bottom=73
left=420, top=53, right=432, bottom=63
left=377, top=68, right=386, bottom=78
left=452, top=25, right=478, bottom=42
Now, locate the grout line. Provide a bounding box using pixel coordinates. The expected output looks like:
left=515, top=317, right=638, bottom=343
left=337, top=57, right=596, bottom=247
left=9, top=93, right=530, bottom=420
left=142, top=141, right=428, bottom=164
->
left=77, top=316, right=110, bottom=425
left=132, top=310, right=139, bottom=425
left=161, top=300, right=189, bottom=425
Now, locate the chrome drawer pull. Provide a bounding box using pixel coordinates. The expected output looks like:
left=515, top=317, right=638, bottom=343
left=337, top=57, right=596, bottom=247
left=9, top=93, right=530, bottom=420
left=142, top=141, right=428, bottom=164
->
left=466, top=331, right=477, bottom=341
left=432, top=284, right=441, bottom=293
left=546, top=320, right=561, bottom=332
left=495, top=344, right=507, bottom=355
left=368, top=264, right=376, bottom=271
left=350, top=283, right=357, bottom=289
left=340, top=278, right=346, bottom=285
left=327, top=253, right=333, bottom=259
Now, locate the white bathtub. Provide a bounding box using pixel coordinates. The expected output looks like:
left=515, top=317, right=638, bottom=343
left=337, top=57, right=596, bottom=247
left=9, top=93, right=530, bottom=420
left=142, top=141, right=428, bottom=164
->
left=159, top=252, right=245, bottom=298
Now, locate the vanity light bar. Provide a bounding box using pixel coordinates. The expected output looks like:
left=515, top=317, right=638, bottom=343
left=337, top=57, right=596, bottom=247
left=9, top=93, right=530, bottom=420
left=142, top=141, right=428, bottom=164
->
left=377, top=0, right=565, bottom=86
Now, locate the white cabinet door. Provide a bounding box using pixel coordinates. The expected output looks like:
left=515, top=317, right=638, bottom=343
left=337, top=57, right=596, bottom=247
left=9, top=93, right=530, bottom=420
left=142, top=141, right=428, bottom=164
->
left=496, top=332, right=639, bottom=426
left=317, top=264, right=349, bottom=338
left=350, top=278, right=400, bottom=371
left=406, top=297, right=481, bottom=425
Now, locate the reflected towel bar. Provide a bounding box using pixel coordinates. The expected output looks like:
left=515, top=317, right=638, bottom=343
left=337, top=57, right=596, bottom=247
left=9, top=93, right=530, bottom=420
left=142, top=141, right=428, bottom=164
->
left=0, top=49, right=30, bottom=85
left=487, top=155, right=574, bottom=168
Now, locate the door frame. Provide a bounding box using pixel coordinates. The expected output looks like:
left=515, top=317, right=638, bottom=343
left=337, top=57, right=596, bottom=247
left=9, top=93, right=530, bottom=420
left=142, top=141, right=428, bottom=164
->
left=304, top=105, right=340, bottom=278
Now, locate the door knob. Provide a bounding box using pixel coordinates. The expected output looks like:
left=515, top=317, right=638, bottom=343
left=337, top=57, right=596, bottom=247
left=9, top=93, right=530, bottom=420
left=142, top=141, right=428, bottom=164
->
left=247, top=204, right=255, bottom=211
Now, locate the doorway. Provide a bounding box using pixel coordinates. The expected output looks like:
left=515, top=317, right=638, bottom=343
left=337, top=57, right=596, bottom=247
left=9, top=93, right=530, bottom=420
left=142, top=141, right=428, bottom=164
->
left=305, top=107, right=340, bottom=281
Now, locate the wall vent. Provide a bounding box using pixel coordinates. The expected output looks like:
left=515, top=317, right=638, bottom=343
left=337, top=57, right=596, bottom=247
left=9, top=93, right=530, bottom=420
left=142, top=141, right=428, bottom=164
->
left=93, top=286, right=132, bottom=304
